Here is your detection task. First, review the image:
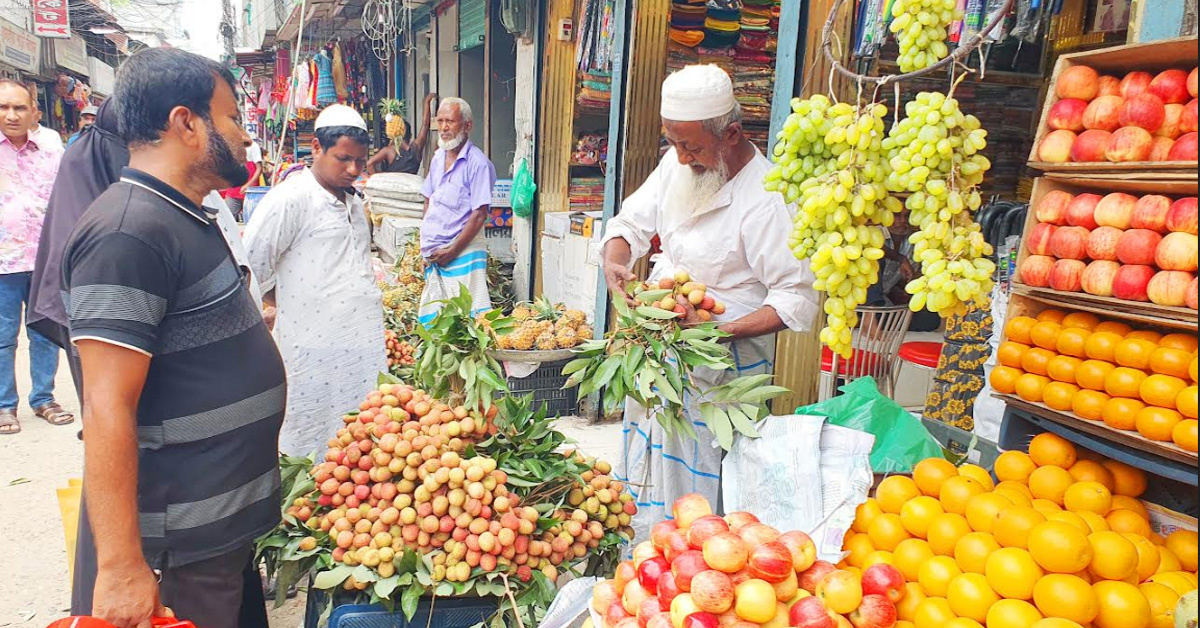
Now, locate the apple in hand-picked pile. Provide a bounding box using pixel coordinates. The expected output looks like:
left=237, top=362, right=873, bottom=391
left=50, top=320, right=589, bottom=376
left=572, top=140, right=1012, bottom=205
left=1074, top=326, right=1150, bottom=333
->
left=591, top=494, right=906, bottom=628
left=1038, top=65, right=1199, bottom=163
left=1022, top=188, right=1198, bottom=309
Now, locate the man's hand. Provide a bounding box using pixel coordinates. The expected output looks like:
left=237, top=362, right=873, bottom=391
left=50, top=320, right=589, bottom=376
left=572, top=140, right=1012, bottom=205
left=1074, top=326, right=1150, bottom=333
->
left=603, top=261, right=637, bottom=306
left=427, top=246, right=458, bottom=268
left=425, top=92, right=438, bottom=104
left=262, top=305, right=277, bottom=331
left=92, top=559, right=167, bottom=628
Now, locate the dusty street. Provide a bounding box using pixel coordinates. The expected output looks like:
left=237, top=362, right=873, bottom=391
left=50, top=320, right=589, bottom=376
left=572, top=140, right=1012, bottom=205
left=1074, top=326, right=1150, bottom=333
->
left=0, top=330, right=620, bottom=627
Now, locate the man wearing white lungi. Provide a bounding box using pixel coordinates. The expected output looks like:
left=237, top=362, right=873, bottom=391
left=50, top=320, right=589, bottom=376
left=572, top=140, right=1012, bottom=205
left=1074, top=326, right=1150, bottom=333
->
left=418, top=97, right=496, bottom=324
left=599, top=65, right=820, bottom=540
left=243, top=105, right=385, bottom=456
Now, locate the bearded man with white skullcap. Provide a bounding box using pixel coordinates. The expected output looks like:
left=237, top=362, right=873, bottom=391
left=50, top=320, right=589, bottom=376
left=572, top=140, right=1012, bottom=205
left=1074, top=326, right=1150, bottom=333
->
left=244, top=104, right=385, bottom=457
left=600, top=65, right=819, bottom=535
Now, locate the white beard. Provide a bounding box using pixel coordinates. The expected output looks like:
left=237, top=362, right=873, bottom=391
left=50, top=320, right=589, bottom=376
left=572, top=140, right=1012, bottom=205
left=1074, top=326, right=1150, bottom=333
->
left=664, top=160, right=730, bottom=224
left=438, top=133, right=466, bottom=151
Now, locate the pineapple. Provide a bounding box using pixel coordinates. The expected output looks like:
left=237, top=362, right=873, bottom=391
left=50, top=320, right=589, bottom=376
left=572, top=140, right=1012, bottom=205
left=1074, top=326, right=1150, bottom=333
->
left=531, top=297, right=561, bottom=322
left=562, top=310, right=587, bottom=327
left=554, top=326, right=578, bottom=349
left=512, top=305, right=534, bottom=321
left=535, top=331, right=557, bottom=351
left=509, top=321, right=539, bottom=351
left=577, top=325, right=593, bottom=339
left=378, top=99, right=407, bottom=139
left=495, top=334, right=513, bottom=350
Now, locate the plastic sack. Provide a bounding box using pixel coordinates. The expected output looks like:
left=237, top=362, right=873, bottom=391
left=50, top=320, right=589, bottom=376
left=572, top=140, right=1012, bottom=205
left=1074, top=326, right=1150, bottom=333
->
left=722, top=414, right=826, bottom=533
left=813, top=424, right=875, bottom=562
left=511, top=158, right=536, bottom=218
left=795, top=377, right=943, bottom=473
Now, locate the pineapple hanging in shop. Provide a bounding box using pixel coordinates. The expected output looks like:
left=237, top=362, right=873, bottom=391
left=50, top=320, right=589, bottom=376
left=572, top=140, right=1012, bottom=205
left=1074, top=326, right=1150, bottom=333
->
left=378, top=98, right=407, bottom=139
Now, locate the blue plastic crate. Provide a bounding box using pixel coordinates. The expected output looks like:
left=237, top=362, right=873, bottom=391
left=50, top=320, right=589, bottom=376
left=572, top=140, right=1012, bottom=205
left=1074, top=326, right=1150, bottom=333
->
left=304, top=586, right=500, bottom=628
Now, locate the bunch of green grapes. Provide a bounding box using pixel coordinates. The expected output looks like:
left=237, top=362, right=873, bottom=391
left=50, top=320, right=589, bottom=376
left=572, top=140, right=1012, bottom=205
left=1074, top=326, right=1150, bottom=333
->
left=883, top=91, right=995, bottom=317
left=767, top=96, right=903, bottom=357
left=888, top=0, right=962, bottom=72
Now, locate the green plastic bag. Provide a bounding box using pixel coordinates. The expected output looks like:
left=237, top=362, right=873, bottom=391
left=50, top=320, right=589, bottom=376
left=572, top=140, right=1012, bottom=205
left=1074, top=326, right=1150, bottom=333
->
left=512, top=158, right=536, bottom=218
left=795, top=377, right=944, bottom=473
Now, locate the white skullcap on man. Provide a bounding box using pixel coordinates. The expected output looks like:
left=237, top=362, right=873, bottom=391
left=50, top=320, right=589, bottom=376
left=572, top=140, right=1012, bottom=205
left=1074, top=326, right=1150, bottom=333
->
left=314, top=104, right=367, bottom=131
left=660, top=65, right=737, bottom=122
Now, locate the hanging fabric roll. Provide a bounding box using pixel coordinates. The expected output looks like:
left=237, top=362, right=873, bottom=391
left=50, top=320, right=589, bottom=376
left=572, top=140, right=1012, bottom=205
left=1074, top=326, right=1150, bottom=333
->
left=332, top=42, right=348, bottom=102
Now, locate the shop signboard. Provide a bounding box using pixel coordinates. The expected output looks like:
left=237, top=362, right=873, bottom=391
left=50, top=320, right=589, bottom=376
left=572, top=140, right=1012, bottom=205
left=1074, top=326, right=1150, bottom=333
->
left=32, top=0, right=71, bottom=38
left=87, top=56, right=115, bottom=95
left=53, top=35, right=89, bottom=75
left=0, top=17, right=41, bottom=73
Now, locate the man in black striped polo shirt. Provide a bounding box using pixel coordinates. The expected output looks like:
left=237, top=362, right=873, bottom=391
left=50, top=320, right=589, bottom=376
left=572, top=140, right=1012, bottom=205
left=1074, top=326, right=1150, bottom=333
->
left=63, top=49, right=285, bottom=628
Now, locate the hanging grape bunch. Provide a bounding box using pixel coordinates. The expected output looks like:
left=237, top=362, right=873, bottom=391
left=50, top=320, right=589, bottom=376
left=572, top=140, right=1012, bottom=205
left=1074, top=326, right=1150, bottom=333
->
left=883, top=90, right=996, bottom=316
left=766, top=95, right=904, bottom=357
left=889, top=0, right=962, bottom=72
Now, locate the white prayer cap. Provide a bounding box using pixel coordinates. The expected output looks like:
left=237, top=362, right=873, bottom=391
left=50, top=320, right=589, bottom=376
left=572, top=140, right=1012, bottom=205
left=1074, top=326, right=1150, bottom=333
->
left=660, top=65, right=736, bottom=122
left=314, top=104, right=367, bottom=131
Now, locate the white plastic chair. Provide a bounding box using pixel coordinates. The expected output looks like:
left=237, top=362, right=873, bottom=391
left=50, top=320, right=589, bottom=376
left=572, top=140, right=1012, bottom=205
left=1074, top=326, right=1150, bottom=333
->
left=818, top=305, right=914, bottom=401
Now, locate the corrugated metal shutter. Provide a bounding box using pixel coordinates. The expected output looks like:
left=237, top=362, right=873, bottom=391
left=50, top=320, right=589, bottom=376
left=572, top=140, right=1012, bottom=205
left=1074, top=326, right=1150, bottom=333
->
left=459, top=0, right=486, bottom=50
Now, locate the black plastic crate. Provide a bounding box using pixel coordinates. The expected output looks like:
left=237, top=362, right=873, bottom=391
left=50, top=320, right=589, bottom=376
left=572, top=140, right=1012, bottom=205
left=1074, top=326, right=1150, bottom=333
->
left=304, top=586, right=499, bottom=628
left=508, top=358, right=579, bottom=415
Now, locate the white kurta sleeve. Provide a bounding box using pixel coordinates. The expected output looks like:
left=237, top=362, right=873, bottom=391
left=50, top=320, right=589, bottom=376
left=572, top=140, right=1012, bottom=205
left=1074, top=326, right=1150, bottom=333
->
left=600, top=155, right=669, bottom=262
left=242, top=188, right=301, bottom=294
left=744, top=199, right=820, bottom=332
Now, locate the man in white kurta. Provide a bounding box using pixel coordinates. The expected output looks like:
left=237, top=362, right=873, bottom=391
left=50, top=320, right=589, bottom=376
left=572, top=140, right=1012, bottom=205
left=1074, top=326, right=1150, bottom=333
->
left=600, top=65, right=819, bottom=539
left=244, top=105, right=385, bottom=456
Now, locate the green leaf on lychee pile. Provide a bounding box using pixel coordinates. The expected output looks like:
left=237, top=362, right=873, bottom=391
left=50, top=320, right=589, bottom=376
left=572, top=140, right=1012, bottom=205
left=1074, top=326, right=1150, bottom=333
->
left=312, top=564, right=353, bottom=590
left=400, top=581, right=423, bottom=620
left=374, top=575, right=400, bottom=599
left=637, top=306, right=680, bottom=320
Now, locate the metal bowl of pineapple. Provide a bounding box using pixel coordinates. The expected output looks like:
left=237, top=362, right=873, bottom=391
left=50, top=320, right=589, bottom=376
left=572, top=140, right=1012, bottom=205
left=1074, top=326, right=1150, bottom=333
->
left=487, top=348, right=579, bottom=362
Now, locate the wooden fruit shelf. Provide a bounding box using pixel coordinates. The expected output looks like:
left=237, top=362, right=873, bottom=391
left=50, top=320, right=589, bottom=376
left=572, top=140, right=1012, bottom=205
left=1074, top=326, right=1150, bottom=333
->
left=995, top=393, right=1199, bottom=467
left=1010, top=283, right=1199, bottom=329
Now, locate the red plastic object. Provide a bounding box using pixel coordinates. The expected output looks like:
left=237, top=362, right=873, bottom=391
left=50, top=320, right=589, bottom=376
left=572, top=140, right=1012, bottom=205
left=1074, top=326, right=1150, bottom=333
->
left=47, top=618, right=196, bottom=628
left=898, top=341, right=942, bottom=369
left=820, top=346, right=886, bottom=377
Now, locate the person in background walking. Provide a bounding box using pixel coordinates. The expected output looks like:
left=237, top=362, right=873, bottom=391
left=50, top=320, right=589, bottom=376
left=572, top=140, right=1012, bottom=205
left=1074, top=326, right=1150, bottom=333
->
left=0, top=79, right=72, bottom=435
left=63, top=48, right=283, bottom=628
left=68, top=104, right=99, bottom=147
left=243, top=104, right=384, bottom=458
left=25, top=83, right=65, bottom=152
left=416, top=97, right=497, bottom=325
left=368, top=92, right=437, bottom=175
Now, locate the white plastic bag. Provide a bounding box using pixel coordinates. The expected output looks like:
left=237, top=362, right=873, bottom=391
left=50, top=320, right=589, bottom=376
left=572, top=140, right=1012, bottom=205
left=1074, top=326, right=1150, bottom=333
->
left=721, top=414, right=826, bottom=532
left=812, top=424, right=876, bottom=562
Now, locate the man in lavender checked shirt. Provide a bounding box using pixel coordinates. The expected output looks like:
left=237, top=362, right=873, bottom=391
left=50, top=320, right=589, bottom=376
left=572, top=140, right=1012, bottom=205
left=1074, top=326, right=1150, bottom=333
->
left=417, top=97, right=497, bottom=325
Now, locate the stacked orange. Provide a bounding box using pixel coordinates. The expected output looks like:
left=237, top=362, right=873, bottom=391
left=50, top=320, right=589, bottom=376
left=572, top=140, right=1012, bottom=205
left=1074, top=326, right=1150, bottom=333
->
left=842, top=441, right=1199, bottom=628
left=990, top=308, right=1199, bottom=453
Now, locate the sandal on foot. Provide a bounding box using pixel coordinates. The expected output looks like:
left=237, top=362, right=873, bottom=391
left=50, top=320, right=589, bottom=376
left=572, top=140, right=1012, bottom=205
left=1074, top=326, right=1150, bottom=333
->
left=34, top=402, right=75, bottom=426
left=0, top=409, right=19, bottom=435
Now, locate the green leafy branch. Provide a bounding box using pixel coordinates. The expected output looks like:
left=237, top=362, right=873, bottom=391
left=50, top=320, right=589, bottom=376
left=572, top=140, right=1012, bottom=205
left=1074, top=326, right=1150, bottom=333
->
left=562, top=292, right=789, bottom=450
left=412, top=286, right=514, bottom=409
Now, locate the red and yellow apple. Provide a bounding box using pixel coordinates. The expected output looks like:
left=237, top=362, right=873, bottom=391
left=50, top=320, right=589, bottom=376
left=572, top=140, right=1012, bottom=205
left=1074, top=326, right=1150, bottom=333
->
left=671, top=593, right=702, bottom=628
left=1168, top=132, right=1198, bottom=161
left=723, top=512, right=760, bottom=533
left=640, top=556, right=673, bottom=594
left=654, top=521, right=680, bottom=551
left=672, top=550, right=712, bottom=592
left=1156, top=231, right=1199, bottom=272
left=1131, top=194, right=1172, bottom=232
left=1112, top=264, right=1157, bottom=301
left=1081, top=260, right=1121, bottom=297
left=673, top=494, right=713, bottom=529
left=747, top=541, right=794, bottom=584
left=623, top=581, right=654, bottom=616
left=816, top=570, right=864, bottom=615
left=1049, top=259, right=1087, bottom=292
left=1099, top=75, right=1122, bottom=97
left=1106, top=126, right=1154, bottom=162
left=789, top=597, right=836, bottom=628
left=1151, top=136, right=1177, bottom=160
left=1049, top=225, right=1091, bottom=260
left=1117, top=229, right=1163, bottom=265
left=1019, top=255, right=1055, bottom=287
left=1188, top=277, right=1198, bottom=309
left=1083, top=95, right=1124, bottom=131
left=688, top=516, right=731, bottom=550
left=1120, top=71, right=1154, bottom=99
left=860, top=564, right=906, bottom=604
left=1147, top=270, right=1195, bottom=307
left=1119, top=94, right=1167, bottom=132
left=799, top=561, right=840, bottom=595
left=1182, top=99, right=1198, bottom=134
left=1094, top=192, right=1138, bottom=229
left=690, top=570, right=736, bottom=614
left=1057, top=66, right=1100, bottom=101
left=1048, top=98, right=1089, bottom=132
left=1066, top=193, right=1104, bottom=228
left=1070, top=129, right=1113, bottom=162
left=1038, top=129, right=1077, bottom=163
left=734, top=579, right=779, bottom=624
left=1036, top=190, right=1074, bottom=225
left=703, top=532, right=750, bottom=574
left=738, top=523, right=782, bottom=547
left=778, top=531, right=818, bottom=573
left=1159, top=103, right=1186, bottom=138
left=1166, top=197, right=1199, bottom=234
left=1190, top=68, right=1199, bottom=98
left=1086, top=226, right=1124, bottom=261
left=1149, top=69, right=1192, bottom=105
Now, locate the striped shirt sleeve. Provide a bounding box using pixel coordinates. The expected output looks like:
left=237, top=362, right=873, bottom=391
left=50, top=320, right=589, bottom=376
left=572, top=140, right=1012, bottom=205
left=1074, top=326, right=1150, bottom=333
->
left=64, top=231, right=173, bottom=356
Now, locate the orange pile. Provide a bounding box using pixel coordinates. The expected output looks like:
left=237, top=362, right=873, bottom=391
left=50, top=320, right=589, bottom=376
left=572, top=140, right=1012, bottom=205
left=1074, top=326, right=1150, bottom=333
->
left=842, top=439, right=1198, bottom=628
left=990, top=309, right=1199, bottom=453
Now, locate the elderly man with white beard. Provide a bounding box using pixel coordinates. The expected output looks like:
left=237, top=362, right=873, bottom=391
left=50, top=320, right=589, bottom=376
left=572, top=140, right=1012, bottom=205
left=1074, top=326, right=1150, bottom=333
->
left=600, top=64, right=819, bottom=535
left=418, top=97, right=497, bottom=324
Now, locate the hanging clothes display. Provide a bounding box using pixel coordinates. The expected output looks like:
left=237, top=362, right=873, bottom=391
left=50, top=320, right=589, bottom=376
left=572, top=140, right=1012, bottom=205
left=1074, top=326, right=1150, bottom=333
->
left=332, top=42, right=348, bottom=102
left=315, top=48, right=337, bottom=106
